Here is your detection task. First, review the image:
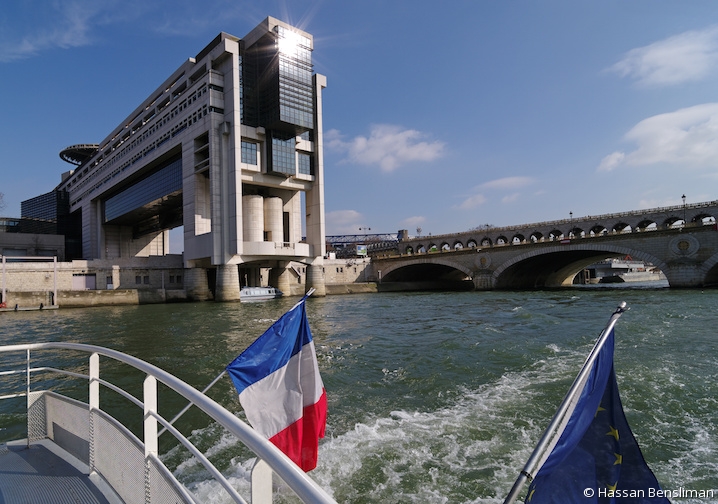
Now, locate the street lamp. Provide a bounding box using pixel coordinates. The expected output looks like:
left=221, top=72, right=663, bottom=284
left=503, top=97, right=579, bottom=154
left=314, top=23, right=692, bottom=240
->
left=569, top=211, right=573, bottom=237
left=682, top=194, right=686, bottom=226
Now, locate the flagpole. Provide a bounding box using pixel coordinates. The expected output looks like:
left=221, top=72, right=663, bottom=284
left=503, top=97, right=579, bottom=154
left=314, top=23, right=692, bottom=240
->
left=502, top=301, right=628, bottom=504
left=158, top=370, right=227, bottom=437
left=158, top=289, right=316, bottom=438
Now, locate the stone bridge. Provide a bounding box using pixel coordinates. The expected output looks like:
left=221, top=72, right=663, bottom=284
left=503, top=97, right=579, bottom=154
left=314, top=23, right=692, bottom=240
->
left=369, top=200, right=718, bottom=289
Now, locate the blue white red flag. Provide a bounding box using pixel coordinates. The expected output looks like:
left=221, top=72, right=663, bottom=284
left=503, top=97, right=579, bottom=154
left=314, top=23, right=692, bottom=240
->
left=525, top=328, right=669, bottom=503
left=226, top=294, right=327, bottom=471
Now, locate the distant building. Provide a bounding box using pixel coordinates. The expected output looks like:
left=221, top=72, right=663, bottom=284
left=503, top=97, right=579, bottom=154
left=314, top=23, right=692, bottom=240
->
left=21, top=190, right=81, bottom=259
left=26, top=17, right=327, bottom=299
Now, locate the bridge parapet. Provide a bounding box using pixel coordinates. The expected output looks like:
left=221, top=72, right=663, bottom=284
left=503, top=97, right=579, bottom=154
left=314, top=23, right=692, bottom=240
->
left=394, top=200, right=718, bottom=254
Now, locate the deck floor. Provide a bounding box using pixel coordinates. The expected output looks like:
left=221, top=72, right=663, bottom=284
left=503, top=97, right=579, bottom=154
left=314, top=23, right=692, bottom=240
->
left=0, top=442, right=112, bottom=504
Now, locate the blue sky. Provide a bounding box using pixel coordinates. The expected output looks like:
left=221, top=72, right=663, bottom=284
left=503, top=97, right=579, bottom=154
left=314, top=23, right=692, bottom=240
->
left=1, top=0, right=717, bottom=241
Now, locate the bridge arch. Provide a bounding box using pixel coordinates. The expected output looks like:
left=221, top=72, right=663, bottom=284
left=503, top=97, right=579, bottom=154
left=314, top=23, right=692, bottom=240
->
left=491, top=244, right=668, bottom=289
left=635, top=220, right=656, bottom=232
left=379, top=257, right=474, bottom=285
left=613, top=222, right=631, bottom=233
left=569, top=227, right=585, bottom=238
left=481, top=237, right=492, bottom=247
left=703, top=252, right=718, bottom=286
left=663, top=216, right=683, bottom=228
left=548, top=229, right=563, bottom=241
left=589, top=225, right=608, bottom=236
left=530, top=232, right=543, bottom=243
left=453, top=241, right=464, bottom=250
left=467, top=239, right=478, bottom=248
left=695, top=213, right=716, bottom=225
left=512, top=233, right=526, bottom=244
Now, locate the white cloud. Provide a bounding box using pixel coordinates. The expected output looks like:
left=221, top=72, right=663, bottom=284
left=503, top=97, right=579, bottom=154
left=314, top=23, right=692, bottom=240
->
left=478, top=176, right=534, bottom=190
left=325, top=209, right=364, bottom=235
left=459, top=193, right=487, bottom=210
left=597, top=151, right=625, bottom=172
left=401, top=216, right=425, bottom=227
left=327, top=124, right=445, bottom=172
left=0, top=1, right=98, bottom=62
left=457, top=176, right=534, bottom=210
left=609, top=26, right=718, bottom=86
left=597, top=103, right=718, bottom=171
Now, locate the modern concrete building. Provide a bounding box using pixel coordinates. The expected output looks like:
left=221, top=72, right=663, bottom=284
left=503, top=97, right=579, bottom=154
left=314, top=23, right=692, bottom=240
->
left=50, top=17, right=327, bottom=300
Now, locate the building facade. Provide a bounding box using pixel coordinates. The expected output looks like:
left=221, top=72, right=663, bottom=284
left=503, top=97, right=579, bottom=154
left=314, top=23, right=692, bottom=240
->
left=50, top=18, right=327, bottom=300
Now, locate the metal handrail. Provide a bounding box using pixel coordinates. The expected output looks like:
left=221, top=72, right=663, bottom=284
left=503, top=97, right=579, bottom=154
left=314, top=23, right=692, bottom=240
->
left=0, top=342, right=336, bottom=504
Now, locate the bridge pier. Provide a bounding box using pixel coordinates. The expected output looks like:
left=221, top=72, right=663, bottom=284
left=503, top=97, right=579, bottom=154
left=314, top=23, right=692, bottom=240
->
left=215, top=265, right=241, bottom=302
left=185, top=267, right=211, bottom=301
left=306, top=260, right=326, bottom=296
left=472, top=273, right=494, bottom=290
left=270, top=263, right=294, bottom=296
left=662, top=263, right=707, bottom=288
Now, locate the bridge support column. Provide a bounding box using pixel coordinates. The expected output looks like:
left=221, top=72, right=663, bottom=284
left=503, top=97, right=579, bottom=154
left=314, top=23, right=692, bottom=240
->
left=185, top=267, right=211, bottom=301
left=270, top=263, right=294, bottom=296
left=472, top=273, right=494, bottom=291
left=215, top=265, right=241, bottom=302
left=663, top=263, right=706, bottom=288
left=306, top=259, right=326, bottom=296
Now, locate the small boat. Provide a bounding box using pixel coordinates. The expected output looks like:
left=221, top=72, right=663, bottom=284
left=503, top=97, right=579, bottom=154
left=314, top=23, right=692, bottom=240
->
left=240, top=286, right=283, bottom=302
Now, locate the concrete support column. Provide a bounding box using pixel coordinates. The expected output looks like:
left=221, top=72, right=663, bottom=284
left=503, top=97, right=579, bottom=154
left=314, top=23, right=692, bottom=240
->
left=663, top=263, right=704, bottom=288
left=278, top=268, right=293, bottom=295
left=472, top=273, right=494, bottom=291
left=185, top=267, right=211, bottom=301
left=269, top=264, right=293, bottom=295
left=215, top=264, right=241, bottom=302
left=111, top=265, right=120, bottom=290
left=306, top=261, right=326, bottom=296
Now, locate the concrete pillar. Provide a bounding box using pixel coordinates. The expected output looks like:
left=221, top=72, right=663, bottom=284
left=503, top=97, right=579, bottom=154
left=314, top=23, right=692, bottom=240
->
left=243, top=195, right=264, bottom=242
left=264, top=197, right=283, bottom=243
left=215, top=264, right=241, bottom=302
left=306, top=262, right=326, bottom=296
left=185, top=267, right=211, bottom=301
left=111, top=265, right=120, bottom=289
left=472, top=273, right=494, bottom=290
left=269, top=264, right=294, bottom=295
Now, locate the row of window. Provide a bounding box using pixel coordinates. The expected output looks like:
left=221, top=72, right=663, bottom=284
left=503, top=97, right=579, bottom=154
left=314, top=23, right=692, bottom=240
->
left=241, top=139, right=314, bottom=175
left=71, top=105, right=210, bottom=210
left=70, top=97, right=211, bottom=206
left=68, top=82, right=211, bottom=195
left=104, top=157, right=182, bottom=222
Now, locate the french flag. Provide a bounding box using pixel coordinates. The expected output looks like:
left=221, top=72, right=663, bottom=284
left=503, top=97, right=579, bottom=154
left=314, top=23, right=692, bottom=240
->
left=226, top=294, right=327, bottom=471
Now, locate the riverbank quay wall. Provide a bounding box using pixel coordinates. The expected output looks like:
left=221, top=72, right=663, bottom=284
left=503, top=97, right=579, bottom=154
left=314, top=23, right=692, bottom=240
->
left=0, top=256, right=374, bottom=308
left=1, top=256, right=187, bottom=308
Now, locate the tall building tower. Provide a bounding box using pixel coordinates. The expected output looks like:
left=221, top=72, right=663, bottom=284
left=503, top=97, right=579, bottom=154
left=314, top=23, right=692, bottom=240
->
left=55, top=17, right=327, bottom=299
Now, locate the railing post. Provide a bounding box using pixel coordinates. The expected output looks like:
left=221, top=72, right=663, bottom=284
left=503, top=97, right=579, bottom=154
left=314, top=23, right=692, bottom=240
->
left=25, top=349, right=30, bottom=448
left=251, top=458, right=274, bottom=504
left=143, top=374, right=158, bottom=504
left=89, top=353, right=99, bottom=473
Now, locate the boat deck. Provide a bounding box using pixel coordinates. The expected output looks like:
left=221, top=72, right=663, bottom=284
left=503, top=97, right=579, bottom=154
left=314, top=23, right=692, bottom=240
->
left=0, top=441, right=113, bottom=504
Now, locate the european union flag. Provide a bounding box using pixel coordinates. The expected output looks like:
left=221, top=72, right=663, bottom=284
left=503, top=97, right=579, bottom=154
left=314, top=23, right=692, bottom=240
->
left=525, top=328, right=669, bottom=503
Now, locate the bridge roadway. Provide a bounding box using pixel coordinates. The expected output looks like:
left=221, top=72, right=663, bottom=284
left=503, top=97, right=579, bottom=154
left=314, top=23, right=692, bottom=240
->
left=370, top=200, right=718, bottom=289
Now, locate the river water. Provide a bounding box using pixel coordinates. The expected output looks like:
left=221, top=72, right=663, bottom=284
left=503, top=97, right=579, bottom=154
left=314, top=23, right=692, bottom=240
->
left=0, top=284, right=716, bottom=503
